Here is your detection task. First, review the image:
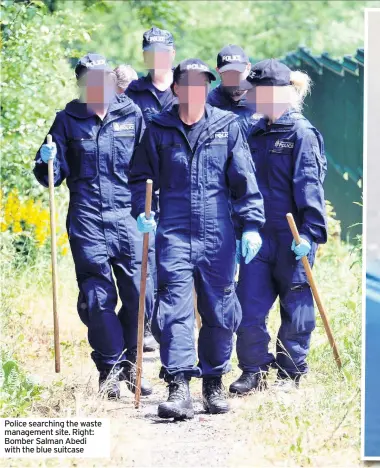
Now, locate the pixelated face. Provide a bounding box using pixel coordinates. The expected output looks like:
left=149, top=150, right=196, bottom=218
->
left=256, top=86, right=291, bottom=116
left=78, top=70, right=115, bottom=105
left=173, top=71, right=209, bottom=107
left=219, top=69, right=249, bottom=100
left=246, top=86, right=291, bottom=117
left=143, top=49, right=175, bottom=73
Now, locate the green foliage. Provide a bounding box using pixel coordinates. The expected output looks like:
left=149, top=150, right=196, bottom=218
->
left=1, top=0, right=95, bottom=196
left=0, top=349, right=42, bottom=417
left=81, top=0, right=373, bottom=65
left=1, top=0, right=371, bottom=197
left=46, top=0, right=373, bottom=70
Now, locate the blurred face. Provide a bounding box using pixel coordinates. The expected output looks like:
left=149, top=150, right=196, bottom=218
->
left=78, top=70, right=115, bottom=105
left=143, top=49, right=175, bottom=76
left=218, top=64, right=250, bottom=100
left=173, top=71, right=209, bottom=109
left=246, top=85, right=291, bottom=118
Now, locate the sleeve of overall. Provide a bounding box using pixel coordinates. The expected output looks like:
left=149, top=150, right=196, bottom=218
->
left=33, top=113, right=69, bottom=188
left=292, top=128, right=328, bottom=244
left=135, top=106, right=146, bottom=142
left=128, top=124, right=160, bottom=220
left=226, top=121, right=265, bottom=234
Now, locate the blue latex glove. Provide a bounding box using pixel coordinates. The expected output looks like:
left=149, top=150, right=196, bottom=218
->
left=40, top=142, right=57, bottom=163
left=291, top=237, right=311, bottom=261
left=137, top=212, right=156, bottom=233
left=236, top=240, right=241, bottom=265
left=242, top=230, right=262, bottom=264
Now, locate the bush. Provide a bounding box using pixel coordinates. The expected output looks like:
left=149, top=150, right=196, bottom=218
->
left=1, top=0, right=96, bottom=196
left=0, top=189, right=69, bottom=269
left=0, top=349, right=42, bottom=417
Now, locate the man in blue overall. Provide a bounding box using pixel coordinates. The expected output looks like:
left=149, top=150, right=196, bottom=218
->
left=126, top=26, right=177, bottom=124
left=33, top=54, right=154, bottom=399
left=129, top=58, right=265, bottom=419
left=207, top=44, right=253, bottom=136
left=126, top=26, right=177, bottom=351
left=230, top=59, right=328, bottom=394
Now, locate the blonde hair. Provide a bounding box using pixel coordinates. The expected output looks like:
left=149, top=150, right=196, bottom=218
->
left=288, top=70, right=312, bottom=112
left=114, top=64, right=138, bottom=90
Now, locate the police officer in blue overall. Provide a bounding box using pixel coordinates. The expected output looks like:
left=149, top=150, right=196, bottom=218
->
left=126, top=26, right=177, bottom=351
left=129, top=58, right=265, bottom=419
left=126, top=26, right=177, bottom=124
left=207, top=45, right=253, bottom=137
left=229, top=59, right=328, bottom=394
left=33, top=54, right=154, bottom=399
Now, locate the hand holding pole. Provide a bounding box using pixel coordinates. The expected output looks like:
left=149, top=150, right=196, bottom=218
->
left=286, top=213, right=342, bottom=370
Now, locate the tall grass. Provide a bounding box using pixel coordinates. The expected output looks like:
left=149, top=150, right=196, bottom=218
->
left=0, top=201, right=362, bottom=466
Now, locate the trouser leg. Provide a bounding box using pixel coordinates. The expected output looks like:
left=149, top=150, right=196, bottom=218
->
left=274, top=236, right=317, bottom=378
left=236, top=236, right=277, bottom=373
left=75, top=259, right=126, bottom=371
left=153, top=237, right=198, bottom=378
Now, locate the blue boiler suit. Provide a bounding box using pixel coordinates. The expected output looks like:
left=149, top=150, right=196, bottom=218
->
left=33, top=94, right=154, bottom=371
left=207, top=85, right=255, bottom=138
left=126, top=73, right=177, bottom=123
left=207, top=85, right=258, bottom=237
left=236, top=109, right=328, bottom=379
left=129, top=104, right=265, bottom=378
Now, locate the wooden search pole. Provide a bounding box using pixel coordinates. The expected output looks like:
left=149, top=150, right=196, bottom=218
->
left=47, top=134, right=60, bottom=373
left=286, top=213, right=342, bottom=370
left=135, top=180, right=153, bottom=408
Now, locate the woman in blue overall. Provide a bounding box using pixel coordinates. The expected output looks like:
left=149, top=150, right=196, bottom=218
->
left=230, top=59, right=328, bottom=394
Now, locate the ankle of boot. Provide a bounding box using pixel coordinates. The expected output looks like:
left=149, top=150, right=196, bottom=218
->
left=160, top=368, right=191, bottom=383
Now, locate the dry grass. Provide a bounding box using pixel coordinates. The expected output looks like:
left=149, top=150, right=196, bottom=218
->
left=1, top=232, right=362, bottom=467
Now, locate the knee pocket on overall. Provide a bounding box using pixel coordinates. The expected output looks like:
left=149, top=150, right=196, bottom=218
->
left=153, top=285, right=174, bottom=332
left=281, top=283, right=315, bottom=335
left=200, top=283, right=238, bottom=331
left=77, top=290, right=89, bottom=325
left=76, top=263, right=117, bottom=320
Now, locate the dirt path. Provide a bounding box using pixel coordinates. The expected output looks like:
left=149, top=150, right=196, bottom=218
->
left=83, top=350, right=259, bottom=468
left=3, top=270, right=361, bottom=468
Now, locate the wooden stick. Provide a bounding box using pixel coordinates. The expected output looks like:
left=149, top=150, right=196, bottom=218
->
left=47, top=134, right=60, bottom=373
left=286, top=213, right=342, bottom=370
left=135, top=179, right=153, bottom=408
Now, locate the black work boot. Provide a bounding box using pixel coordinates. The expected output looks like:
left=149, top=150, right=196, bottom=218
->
left=99, top=366, right=121, bottom=400
left=229, top=371, right=268, bottom=395
left=202, top=376, right=229, bottom=414
left=120, top=352, right=153, bottom=396
left=143, top=321, right=159, bottom=352
left=158, top=373, right=194, bottom=420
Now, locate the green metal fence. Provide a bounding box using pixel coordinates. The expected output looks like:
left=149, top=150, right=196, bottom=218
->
left=282, top=47, right=364, bottom=240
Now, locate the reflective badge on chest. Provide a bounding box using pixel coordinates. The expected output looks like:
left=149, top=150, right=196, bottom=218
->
left=214, top=131, right=228, bottom=139
left=113, top=122, right=135, bottom=132
left=211, top=131, right=228, bottom=144
left=270, top=139, right=294, bottom=153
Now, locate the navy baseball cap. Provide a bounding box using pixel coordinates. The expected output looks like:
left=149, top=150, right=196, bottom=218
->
left=240, top=59, right=291, bottom=89
left=217, top=45, right=249, bottom=73
left=143, top=26, right=174, bottom=51
left=75, top=53, right=113, bottom=80
left=173, top=58, right=216, bottom=84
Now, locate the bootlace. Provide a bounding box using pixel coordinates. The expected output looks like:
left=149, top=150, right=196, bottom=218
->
left=205, top=378, right=225, bottom=400
left=167, top=381, right=187, bottom=401
left=121, top=358, right=137, bottom=387
left=99, top=367, right=121, bottom=395
left=239, top=372, right=255, bottom=385
left=128, top=364, right=137, bottom=381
